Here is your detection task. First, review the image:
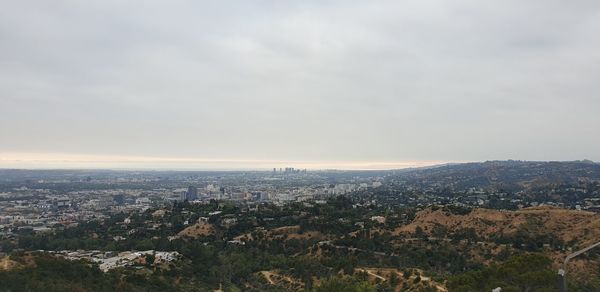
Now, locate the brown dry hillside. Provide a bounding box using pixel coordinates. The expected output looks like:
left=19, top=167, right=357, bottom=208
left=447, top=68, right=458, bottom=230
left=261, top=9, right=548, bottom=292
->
left=354, top=268, right=447, bottom=292
left=177, top=221, right=215, bottom=238
left=396, top=206, right=600, bottom=246
left=0, top=256, right=19, bottom=271
left=258, top=268, right=446, bottom=292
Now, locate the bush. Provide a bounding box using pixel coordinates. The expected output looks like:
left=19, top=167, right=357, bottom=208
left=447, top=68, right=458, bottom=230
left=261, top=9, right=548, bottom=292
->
left=314, top=276, right=375, bottom=292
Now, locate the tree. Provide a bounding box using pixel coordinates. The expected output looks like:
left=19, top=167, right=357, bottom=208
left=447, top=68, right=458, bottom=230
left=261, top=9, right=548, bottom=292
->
left=415, top=226, right=426, bottom=239
left=145, top=253, right=155, bottom=266
left=314, top=276, right=375, bottom=292
left=448, top=253, right=558, bottom=292
left=389, top=272, right=399, bottom=287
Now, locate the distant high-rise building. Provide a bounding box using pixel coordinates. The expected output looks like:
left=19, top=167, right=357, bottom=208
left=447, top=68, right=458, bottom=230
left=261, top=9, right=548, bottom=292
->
left=186, top=186, right=198, bottom=201
left=112, top=194, right=125, bottom=205
left=260, top=192, right=269, bottom=201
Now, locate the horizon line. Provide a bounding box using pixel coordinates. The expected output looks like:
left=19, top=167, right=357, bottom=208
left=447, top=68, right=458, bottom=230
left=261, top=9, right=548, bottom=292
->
left=0, top=152, right=457, bottom=171
left=1, top=152, right=594, bottom=171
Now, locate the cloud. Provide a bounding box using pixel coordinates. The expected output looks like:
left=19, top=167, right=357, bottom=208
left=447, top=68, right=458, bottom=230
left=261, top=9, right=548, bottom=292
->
left=1, top=0, right=599, bottom=168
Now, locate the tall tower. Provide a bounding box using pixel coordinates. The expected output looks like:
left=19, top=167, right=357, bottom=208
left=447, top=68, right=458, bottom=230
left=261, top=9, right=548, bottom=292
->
left=186, top=186, right=198, bottom=201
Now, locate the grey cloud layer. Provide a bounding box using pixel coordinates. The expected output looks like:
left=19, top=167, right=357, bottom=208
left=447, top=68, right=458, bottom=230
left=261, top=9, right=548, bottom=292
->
left=1, top=0, right=599, bottom=163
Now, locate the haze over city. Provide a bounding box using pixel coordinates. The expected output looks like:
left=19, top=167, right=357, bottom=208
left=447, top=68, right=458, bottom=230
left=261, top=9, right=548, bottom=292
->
left=3, top=2, right=600, bottom=291
left=1, top=0, right=600, bottom=170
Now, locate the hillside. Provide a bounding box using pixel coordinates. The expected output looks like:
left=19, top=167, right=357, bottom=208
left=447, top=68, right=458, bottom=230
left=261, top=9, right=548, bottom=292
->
left=177, top=220, right=215, bottom=238
left=392, top=160, right=600, bottom=192
left=395, top=206, right=600, bottom=287
left=397, top=206, right=600, bottom=246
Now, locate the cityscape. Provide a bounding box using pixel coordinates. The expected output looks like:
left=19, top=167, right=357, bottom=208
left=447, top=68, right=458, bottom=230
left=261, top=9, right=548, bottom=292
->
left=2, top=0, right=600, bottom=291
left=1, top=161, right=600, bottom=290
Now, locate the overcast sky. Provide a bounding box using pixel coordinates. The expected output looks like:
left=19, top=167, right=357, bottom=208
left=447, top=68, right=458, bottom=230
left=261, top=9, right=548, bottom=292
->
left=1, top=1, right=599, bottom=169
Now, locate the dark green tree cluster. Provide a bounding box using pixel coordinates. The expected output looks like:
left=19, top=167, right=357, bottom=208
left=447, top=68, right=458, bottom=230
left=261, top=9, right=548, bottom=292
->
left=314, top=276, right=375, bottom=292
left=448, top=253, right=558, bottom=292
left=0, top=253, right=179, bottom=292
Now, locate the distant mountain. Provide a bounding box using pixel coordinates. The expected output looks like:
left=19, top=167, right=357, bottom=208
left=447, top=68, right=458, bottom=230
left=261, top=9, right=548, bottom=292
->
left=390, top=160, right=600, bottom=192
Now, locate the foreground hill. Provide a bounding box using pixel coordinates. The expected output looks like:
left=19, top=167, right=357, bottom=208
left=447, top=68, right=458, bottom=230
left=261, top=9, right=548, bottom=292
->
left=395, top=206, right=600, bottom=289
left=397, top=206, right=600, bottom=246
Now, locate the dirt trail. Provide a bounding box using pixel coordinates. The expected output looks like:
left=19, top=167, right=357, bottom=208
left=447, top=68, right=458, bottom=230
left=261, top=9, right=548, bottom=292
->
left=260, top=270, right=303, bottom=287
left=356, top=268, right=387, bottom=281
left=260, top=271, right=276, bottom=284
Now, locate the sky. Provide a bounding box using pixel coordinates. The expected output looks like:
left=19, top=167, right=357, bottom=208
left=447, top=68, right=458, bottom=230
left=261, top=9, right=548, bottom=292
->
left=1, top=0, right=599, bottom=170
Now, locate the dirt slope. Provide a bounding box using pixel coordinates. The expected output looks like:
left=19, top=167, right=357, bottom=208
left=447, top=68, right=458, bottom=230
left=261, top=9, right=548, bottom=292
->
left=396, top=206, right=600, bottom=246
left=177, top=221, right=215, bottom=238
